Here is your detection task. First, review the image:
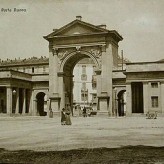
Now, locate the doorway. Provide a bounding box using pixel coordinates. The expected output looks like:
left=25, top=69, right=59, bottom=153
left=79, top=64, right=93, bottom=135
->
left=36, top=92, right=47, bottom=116
left=131, top=82, right=143, bottom=113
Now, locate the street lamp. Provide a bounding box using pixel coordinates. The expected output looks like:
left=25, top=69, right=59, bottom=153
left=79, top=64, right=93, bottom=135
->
left=12, top=89, right=16, bottom=95
left=113, top=87, right=117, bottom=117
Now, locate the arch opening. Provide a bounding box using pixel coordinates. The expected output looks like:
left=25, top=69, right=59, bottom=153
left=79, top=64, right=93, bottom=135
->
left=61, top=51, right=98, bottom=116
left=36, top=92, right=47, bottom=116
left=117, top=90, right=126, bottom=116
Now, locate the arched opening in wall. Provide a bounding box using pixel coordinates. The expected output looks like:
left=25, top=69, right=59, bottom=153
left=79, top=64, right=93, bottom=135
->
left=62, top=51, right=99, bottom=116
left=36, top=92, right=47, bottom=116
left=117, top=90, right=126, bottom=116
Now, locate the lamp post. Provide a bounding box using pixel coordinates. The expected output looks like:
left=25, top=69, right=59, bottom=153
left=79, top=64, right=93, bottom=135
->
left=12, top=89, right=16, bottom=114
left=113, top=87, right=117, bottom=117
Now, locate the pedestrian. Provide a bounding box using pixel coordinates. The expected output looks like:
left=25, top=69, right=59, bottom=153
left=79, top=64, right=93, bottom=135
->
left=61, top=108, right=66, bottom=125
left=65, top=104, right=72, bottom=125
left=83, top=106, right=87, bottom=117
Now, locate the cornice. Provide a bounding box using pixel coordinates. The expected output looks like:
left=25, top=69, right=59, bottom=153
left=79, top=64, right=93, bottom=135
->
left=53, top=42, right=106, bottom=49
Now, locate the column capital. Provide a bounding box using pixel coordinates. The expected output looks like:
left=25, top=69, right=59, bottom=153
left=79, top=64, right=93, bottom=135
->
left=100, top=45, right=106, bottom=52
left=52, top=48, right=58, bottom=56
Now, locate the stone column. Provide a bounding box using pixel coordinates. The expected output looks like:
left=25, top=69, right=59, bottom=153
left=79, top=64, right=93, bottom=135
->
left=31, top=91, right=36, bottom=116
left=143, top=82, right=149, bottom=114
left=49, top=47, right=60, bottom=114
left=6, top=87, right=12, bottom=115
left=58, top=72, right=65, bottom=110
left=96, top=44, right=112, bottom=116
left=15, top=88, right=19, bottom=114
left=105, top=44, right=113, bottom=116
left=22, top=89, right=26, bottom=114
left=126, top=83, right=132, bottom=116
left=95, top=70, right=101, bottom=111
left=28, top=89, right=32, bottom=115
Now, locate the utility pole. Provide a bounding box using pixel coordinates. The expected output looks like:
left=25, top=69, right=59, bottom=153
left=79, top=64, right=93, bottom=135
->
left=121, top=50, right=124, bottom=70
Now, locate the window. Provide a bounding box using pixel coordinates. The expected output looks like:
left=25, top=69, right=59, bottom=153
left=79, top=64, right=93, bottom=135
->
left=32, top=67, right=34, bottom=73
left=151, top=82, right=158, bottom=88
left=92, top=94, right=97, bottom=103
left=81, top=65, right=87, bottom=80
left=151, top=96, right=158, bottom=108
left=82, top=65, right=86, bottom=74
left=81, top=82, right=88, bottom=101
left=92, top=75, right=97, bottom=89
left=81, top=82, right=86, bottom=90
left=81, top=92, right=88, bottom=101
left=81, top=74, right=87, bottom=80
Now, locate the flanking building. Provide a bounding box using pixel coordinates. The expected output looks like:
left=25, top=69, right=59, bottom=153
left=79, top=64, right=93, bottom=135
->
left=0, top=16, right=164, bottom=117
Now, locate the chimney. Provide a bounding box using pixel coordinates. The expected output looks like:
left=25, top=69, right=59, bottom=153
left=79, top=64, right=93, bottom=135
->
left=53, top=29, right=58, bottom=31
left=76, top=15, right=82, bottom=21
left=97, top=24, right=106, bottom=29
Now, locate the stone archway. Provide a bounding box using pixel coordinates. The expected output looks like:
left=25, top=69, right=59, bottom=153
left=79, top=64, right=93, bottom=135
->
left=48, top=45, right=113, bottom=116
left=44, top=17, right=123, bottom=116
left=60, top=50, right=100, bottom=114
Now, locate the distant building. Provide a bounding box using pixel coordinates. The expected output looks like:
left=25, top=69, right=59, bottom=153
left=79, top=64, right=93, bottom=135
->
left=73, top=58, right=97, bottom=110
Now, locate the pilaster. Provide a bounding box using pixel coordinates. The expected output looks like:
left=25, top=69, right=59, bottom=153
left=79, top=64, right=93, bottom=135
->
left=6, top=87, right=12, bottom=115
left=58, top=72, right=65, bottom=110
left=49, top=48, right=59, bottom=96
left=126, top=83, right=132, bottom=116
left=143, top=82, right=149, bottom=114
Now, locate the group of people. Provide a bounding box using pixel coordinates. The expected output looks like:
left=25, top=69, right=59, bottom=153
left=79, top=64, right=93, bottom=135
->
left=61, top=104, right=72, bottom=125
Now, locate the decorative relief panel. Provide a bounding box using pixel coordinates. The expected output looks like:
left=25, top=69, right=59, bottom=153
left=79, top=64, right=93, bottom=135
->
left=82, top=46, right=104, bottom=69
left=56, top=48, right=75, bottom=61
left=82, top=46, right=103, bottom=59
left=58, top=51, right=68, bottom=60
left=54, top=45, right=105, bottom=70
left=89, top=49, right=101, bottom=58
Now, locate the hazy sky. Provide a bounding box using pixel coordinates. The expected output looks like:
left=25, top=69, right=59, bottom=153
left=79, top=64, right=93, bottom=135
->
left=0, top=0, right=164, bottom=62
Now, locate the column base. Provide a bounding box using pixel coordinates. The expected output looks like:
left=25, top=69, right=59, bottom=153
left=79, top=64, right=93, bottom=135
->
left=47, top=111, right=61, bottom=118
left=98, top=95, right=111, bottom=115
left=49, top=96, right=61, bottom=112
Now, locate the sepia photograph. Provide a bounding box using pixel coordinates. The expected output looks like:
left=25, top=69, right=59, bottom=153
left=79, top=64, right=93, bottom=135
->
left=0, top=0, right=164, bottom=163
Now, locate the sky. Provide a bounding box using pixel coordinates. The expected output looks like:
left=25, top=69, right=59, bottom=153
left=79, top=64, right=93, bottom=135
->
left=0, top=0, right=164, bottom=62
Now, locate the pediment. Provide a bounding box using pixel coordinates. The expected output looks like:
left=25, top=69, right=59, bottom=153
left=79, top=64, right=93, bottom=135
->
left=55, top=22, right=106, bottom=36
left=46, top=20, right=108, bottom=38
left=44, top=19, right=123, bottom=42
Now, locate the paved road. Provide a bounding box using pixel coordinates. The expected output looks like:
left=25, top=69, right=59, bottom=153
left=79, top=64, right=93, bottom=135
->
left=0, top=116, right=164, bottom=151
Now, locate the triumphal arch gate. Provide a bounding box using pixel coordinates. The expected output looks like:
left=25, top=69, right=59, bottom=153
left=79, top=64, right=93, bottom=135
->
left=44, top=16, right=122, bottom=116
